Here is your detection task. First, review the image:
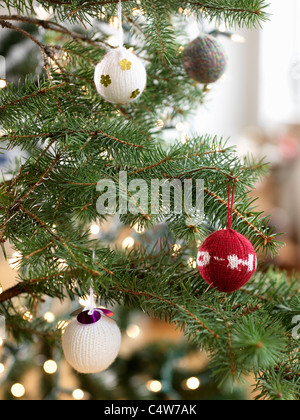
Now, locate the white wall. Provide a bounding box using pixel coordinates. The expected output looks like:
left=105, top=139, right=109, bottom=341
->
left=186, top=0, right=300, bottom=146
left=258, top=0, right=300, bottom=128
left=192, top=27, right=260, bottom=145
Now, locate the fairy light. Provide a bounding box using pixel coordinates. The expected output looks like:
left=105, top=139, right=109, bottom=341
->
left=0, top=79, right=7, bottom=89
left=230, top=33, right=246, bottom=43
left=8, top=251, right=21, bottom=270
left=98, top=11, right=106, bottom=19
left=57, top=258, right=68, bottom=269
left=172, top=243, right=181, bottom=256
left=186, top=377, right=200, bottom=390
left=177, top=45, right=185, bottom=55
left=50, top=57, right=62, bottom=73
left=23, top=311, right=33, bottom=322
left=175, top=122, right=185, bottom=132
left=0, top=363, right=4, bottom=374
left=90, top=224, right=100, bottom=235
left=126, top=324, right=141, bottom=339
left=122, top=237, right=135, bottom=249
left=72, top=389, right=85, bottom=400
left=178, top=7, right=193, bottom=16
left=0, top=338, right=3, bottom=347
left=57, top=320, right=69, bottom=333
left=11, top=383, right=25, bottom=398
left=81, top=85, right=90, bottom=96
left=146, top=380, right=162, bottom=393
left=218, top=23, right=227, bottom=32
left=79, top=294, right=94, bottom=306
left=109, top=16, right=119, bottom=29
left=204, top=84, right=213, bottom=92
left=33, top=4, right=54, bottom=20
left=107, top=35, right=120, bottom=47
left=43, top=360, right=57, bottom=374
left=132, top=7, right=144, bottom=16
left=44, top=312, right=55, bottom=323
left=133, top=224, right=145, bottom=234
left=187, top=257, right=197, bottom=269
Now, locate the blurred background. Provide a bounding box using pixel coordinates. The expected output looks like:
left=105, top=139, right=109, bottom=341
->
left=0, top=0, right=299, bottom=400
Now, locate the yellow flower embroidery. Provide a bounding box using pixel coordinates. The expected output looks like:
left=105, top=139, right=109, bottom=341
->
left=130, top=89, right=140, bottom=99
left=119, top=59, right=132, bottom=71
left=100, top=74, right=112, bottom=87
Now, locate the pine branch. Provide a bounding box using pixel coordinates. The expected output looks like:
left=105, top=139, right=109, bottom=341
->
left=0, top=270, right=78, bottom=302
left=0, top=15, right=112, bottom=49
left=110, top=284, right=220, bottom=339
left=203, top=186, right=273, bottom=245
left=189, top=0, right=263, bottom=16
left=145, top=0, right=166, bottom=63
left=0, top=82, right=66, bottom=114
left=183, top=0, right=270, bottom=28
left=0, top=19, right=50, bottom=70
left=2, top=0, right=298, bottom=401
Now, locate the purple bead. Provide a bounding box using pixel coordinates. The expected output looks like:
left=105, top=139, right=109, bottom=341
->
left=77, top=310, right=101, bottom=325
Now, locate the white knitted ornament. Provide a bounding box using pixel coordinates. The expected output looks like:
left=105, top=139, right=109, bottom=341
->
left=94, top=46, right=147, bottom=104
left=62, top=313, right=121, bottom=374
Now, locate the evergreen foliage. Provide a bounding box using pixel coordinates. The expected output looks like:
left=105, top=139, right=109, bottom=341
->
left=0, top=0, right=299, bottom=400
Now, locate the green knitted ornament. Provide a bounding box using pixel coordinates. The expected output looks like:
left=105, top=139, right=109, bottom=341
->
left=183, top=34, right=227, bottom=84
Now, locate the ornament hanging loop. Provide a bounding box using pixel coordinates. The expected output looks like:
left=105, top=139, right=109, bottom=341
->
left=86, top=249, right=96, bottom=315
left=118, top=0, right=124, bottom=47
left=227, top=174, right=236, bottom=231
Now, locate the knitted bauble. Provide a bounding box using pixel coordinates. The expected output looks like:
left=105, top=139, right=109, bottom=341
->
left=183, top=34, right=227, bottom=84
left=94, top=46, right=147, bottom=104
left=197, top=229, right=257, bottom=293
left=62, top=310, right=121, bottom=374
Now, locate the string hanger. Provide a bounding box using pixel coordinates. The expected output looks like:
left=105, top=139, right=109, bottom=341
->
left=118, top=0, right=124, bottom=48
left=227, top=174, right=236, bottom=231
left=86, top=249, right=96, bottom=315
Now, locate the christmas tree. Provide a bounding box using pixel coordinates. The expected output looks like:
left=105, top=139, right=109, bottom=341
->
left=0, top=0, right=299, bottom=401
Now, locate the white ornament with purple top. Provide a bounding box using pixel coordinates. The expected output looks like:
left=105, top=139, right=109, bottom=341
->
left=62, top=306, right=121, bottom=374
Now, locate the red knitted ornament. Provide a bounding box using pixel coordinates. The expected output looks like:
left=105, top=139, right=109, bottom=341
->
left=197, top=177, right=257, bottom=293
left=197, top=229, right=257, bottom=293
